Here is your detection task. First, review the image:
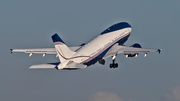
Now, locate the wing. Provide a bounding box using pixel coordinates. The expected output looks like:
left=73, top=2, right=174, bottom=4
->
left=11, top=48, right=56, bottom=54
left=11, top=46, right=81, bottom=56
left=104, top=44, right=162, bottom=58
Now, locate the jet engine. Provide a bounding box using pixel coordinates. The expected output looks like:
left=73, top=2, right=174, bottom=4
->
left=125, top=53, right=138, bottom=58
left=125, top=43, right=141, bottom=58
left=130, top=43, right=142, bottom=48
left=98, top=59, right=105, bottom=65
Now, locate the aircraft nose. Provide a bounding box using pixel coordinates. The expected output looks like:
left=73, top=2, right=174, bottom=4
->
left=101, top=22, right=131, bottom=35
left=129, top=27, right=132, bottom=33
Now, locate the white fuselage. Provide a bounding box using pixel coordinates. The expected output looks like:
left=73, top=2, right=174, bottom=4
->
left=71, top=27, right=132, bottom=64
left=11, top=22, right=161, bottom=69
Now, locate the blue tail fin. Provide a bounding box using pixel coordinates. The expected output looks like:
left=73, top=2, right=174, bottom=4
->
left=51, top=33, right=65, bottom=44
left=51, top=33, right=76, bottom=62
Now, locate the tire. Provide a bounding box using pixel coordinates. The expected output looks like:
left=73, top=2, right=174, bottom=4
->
left=110, top=64, right=113, bottom=68
left=115, top=63, right=118, bottom=68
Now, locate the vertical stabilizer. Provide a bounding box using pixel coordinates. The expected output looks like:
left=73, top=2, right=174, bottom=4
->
left=52, top=33, right=75, bottom=62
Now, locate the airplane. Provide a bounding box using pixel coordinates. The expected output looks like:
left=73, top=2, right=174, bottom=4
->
left=11, top=22, right=162, bottom=70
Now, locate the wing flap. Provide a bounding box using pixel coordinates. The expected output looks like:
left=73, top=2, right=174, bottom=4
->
left=104, top=44, right=161, bottom=58
left=12, top=48, right=57, bottom=54
left=11, top=46, right=81, bottom=54
left=120, top=47, right=158, bottom=54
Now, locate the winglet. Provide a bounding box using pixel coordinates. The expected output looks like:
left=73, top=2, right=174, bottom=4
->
left=158, top=49, right=162, bottom=54
left=51, top=33, right=65, bottom=44
left=10, top=49, right=13, bottom=54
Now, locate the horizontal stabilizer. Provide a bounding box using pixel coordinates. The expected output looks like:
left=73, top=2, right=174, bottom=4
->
left=29, top=62, right=60, bottom=69
left=57, top=61, right=87, bottom=70
left=63, top=62, right=87, bottom=70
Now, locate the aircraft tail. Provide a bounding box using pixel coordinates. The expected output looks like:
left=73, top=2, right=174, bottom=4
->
left=52, top=33, right=76, bottom=62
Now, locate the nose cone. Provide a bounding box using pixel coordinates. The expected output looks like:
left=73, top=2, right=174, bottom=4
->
left=117, top=22, right=131, bottom=28
left=101, top=22, right=131, bottom=35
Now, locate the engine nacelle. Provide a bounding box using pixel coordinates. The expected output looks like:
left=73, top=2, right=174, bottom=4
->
left=98, top=59, right=105, bottom=65
left=126, top=54, right=138, bottom=58
left=130, top=43, right=142, bottom=48
left=125, top=43, right=141, bottom=58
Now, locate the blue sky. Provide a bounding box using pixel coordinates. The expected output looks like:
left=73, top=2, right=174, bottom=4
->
left=0, top=0, right=180, bottom=101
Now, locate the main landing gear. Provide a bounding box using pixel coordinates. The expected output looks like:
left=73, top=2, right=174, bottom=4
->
left=110, top=54, right=118, bottom=68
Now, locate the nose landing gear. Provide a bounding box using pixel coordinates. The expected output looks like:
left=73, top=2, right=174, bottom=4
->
left=110, top=54, right=118, bottom=68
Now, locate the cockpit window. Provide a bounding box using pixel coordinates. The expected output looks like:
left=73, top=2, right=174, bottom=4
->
left=101, top=22, right=131, bottom=35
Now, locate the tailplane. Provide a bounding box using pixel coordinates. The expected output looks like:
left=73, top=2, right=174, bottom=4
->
left=29, top=62, right=87, bottom=70
left=52, top=33, right=75, bottom=62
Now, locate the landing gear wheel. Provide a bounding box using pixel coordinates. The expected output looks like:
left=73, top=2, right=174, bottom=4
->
left=110, top=64, right=113, bottom=68
left=110, top=54, right=118, bottom=68
left=115, top=63, right=118, bottom=68
left=109, top=63, right=118, bottom=68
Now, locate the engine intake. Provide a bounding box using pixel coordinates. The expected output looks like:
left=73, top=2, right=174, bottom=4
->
left=98, top=59, right=105, bottom=65
left=126, top=54, right=138, bottom=58
left=125, top=43, right=141, bottom=58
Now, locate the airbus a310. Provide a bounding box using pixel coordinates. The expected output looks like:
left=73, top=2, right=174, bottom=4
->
left=11, top=22, right=162, bottom=70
